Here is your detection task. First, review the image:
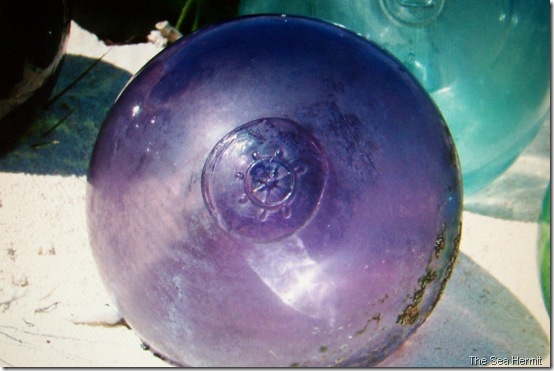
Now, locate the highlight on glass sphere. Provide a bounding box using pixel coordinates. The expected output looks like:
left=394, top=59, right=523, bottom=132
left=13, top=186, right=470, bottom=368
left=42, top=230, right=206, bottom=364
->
left=238, top=0, right=550, bottom=195
left=0, top=0, right=71, bottom=155
left=87, top=15, right=462, bottom=366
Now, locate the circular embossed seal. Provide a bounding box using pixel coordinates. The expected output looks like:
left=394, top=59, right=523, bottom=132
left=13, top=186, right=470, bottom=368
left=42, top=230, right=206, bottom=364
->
left=201, top=118, right=329, bottom=242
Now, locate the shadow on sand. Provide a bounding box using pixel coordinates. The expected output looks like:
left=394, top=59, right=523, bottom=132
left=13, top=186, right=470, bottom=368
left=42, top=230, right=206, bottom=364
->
left=379, top=253, right=549, bottom=367
left=0, top=54, right=131, bottom=176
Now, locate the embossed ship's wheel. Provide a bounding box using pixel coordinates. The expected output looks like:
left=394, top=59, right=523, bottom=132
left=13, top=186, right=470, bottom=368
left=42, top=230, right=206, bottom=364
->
left=202, top=118, right=328, bottom=242
left=240, top=149, right=296, bottom=216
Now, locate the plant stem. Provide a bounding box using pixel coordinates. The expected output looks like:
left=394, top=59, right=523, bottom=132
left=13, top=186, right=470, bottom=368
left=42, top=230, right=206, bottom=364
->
left=192, top=2, right=201, bottom=32
left=41, top=108, right=75, bottom=137
left=176, top=0, right=196, bottom=33
left=46, top=50, right=110, bottom=108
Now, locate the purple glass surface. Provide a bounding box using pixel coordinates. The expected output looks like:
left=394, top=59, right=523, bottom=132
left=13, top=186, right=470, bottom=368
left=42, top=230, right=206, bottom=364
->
left=87, top=15, right=462, bottom=366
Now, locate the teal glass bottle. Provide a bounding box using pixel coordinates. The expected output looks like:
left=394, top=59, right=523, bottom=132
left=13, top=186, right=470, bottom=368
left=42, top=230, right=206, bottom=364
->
left=239, top=0, right=550, bottom=195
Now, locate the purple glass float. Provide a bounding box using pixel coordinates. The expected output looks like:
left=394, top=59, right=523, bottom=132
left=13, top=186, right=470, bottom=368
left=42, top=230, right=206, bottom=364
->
left=87, top=15, right=462, bottom=366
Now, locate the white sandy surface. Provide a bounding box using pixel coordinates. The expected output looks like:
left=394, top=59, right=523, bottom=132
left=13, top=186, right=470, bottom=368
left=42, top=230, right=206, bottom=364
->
left=0, top=22, right=550, bottom=367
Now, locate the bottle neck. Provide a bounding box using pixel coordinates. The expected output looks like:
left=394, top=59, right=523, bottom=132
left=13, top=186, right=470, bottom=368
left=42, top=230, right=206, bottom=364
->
left=381, top=0, right=445, bottom=26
